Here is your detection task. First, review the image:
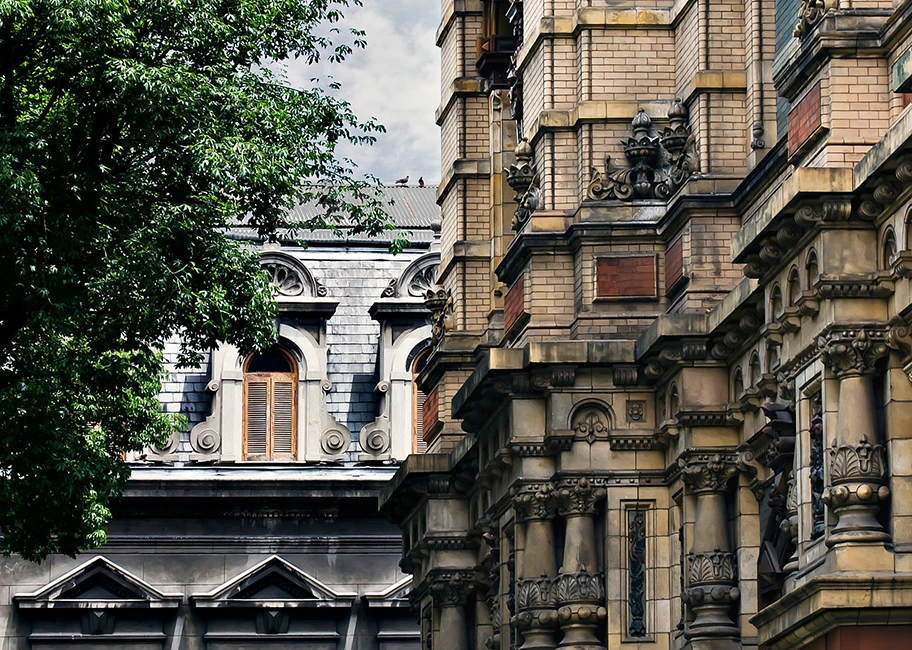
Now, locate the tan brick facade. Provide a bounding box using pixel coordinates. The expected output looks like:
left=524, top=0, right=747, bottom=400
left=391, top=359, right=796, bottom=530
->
left=386, top=0, right=912, bottom=649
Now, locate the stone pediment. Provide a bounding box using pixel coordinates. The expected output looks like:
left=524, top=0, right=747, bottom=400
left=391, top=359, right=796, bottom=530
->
left=14, top=556, right=182, bottom=610
left=365, top=576, right=413, bottom=609
left=191, top=556, right=356, bottom=609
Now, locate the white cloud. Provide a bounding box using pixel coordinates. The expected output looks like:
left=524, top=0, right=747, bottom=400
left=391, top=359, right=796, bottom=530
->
left=285, top=0, right=441, bottom=185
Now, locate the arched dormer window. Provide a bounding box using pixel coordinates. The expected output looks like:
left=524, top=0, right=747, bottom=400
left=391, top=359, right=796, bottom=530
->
left=412, top=349, right=431, bottom=453
left=244, top=348, right=297, bottom=460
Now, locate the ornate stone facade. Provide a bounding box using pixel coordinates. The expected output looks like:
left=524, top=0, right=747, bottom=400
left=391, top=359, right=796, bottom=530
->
left=0, top=185, right=441, bottom=650
left=381, top=1, right=912, bottom=650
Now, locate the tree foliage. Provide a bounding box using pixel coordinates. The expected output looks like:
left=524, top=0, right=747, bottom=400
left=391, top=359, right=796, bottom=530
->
left=0, top=0, right=393, bottom=561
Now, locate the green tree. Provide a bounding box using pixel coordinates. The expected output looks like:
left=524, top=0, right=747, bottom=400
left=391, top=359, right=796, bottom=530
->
left=0, top=0, right=393, bottom=561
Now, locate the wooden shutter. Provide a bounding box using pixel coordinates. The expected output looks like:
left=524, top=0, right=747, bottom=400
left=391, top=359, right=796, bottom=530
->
left=244, top=373, right=297, bottom=460
left=245, top=379, right=269, bottom=460
left=272, top=379, right=295, bottom=458
left=414, top=386, right=428, bottom=454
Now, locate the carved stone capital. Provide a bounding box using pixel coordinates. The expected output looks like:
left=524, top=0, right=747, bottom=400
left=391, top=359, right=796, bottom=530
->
left=678, top=452, right=738, bottom=494
left=553, top=571, right=605, bottom=605
left=818, top=328, right=888, bottom=378
left=822, top=437, right=891, bottom=545
left=512, top=482, right=557, bottom=522
left=429, top=570, right=477, bottom=607
left=555, top=478, right=606, bottom=517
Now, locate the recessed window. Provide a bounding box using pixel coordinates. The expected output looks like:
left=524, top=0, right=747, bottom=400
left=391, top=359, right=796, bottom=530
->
left=244, top=348, right=297, bottom=460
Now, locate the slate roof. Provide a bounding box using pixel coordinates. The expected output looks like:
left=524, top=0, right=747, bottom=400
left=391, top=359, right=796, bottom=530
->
left=230, top=185, right=440, bottom=246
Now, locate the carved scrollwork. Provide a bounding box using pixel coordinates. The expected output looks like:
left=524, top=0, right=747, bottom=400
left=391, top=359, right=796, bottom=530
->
left=358, top=417, right=392, bottom=461
left=189, top=417, right=220, bottom=457
left=148, top=430, right=180, bottom=458
left=570, top=405, right=610, bottom=444
left=793, top=0, right=835, bottom=38
left=320, top=427, right=352, bottom=461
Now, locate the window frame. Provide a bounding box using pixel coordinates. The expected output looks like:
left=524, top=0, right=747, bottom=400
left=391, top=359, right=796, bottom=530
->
left=242, top=348, right=298, bottom=461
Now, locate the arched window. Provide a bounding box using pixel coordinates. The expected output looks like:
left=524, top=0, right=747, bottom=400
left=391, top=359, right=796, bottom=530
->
left=243, top=347, right=297, bottom=460
left=412, top=349, right=431, bottom=454
left=668, top=383, right=680, bottom=418
left=749, top=352, right=762, bottom=387
left=805, top=250, right=819, bottom=287
left=882, top=228, right=897, bottom=269
left=769, top=284, right=783, bottom=319
left=787, top=267, right=800, bottom=305
left=732, top=366, right=744, bottom=400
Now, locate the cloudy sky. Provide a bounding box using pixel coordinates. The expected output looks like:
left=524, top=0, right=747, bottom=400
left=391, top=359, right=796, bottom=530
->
left=285, top=0, right=442, bottom=185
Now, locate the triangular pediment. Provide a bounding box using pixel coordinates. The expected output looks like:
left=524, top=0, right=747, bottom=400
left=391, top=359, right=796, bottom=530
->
left=191, top=556, right=356, bottom=609
left=14, top=556, right=181, bottom=609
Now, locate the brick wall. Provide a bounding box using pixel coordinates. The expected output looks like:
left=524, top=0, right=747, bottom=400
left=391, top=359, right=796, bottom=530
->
left=504, top=273, right=526, bottom=333
left=788, top=82, right=821, bottom=156
left=665, top=236, right=685, bottom=295
left=422, top=386, right=439, bottom=440
left=596, top=255, right=658, bottom=298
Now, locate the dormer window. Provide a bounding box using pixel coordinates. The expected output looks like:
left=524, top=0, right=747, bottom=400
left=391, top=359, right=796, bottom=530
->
left=244, top=348, right=297, bottom=460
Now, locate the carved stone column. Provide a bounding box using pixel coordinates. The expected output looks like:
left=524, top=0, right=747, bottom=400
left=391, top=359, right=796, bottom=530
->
left=679, top=453, right=740, bottom=640
left=818, top=328, right=891, bottom=546
left=512, top=482, right=559, bottom=650
left=554, top=478, right=607, bottom=650
left=430, top=570, right=476, bottom=650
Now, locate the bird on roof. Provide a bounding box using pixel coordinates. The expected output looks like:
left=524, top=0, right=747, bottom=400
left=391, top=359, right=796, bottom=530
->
left=394, top=175, right=409, bottom=185
left=418, top=176, right=425, bottom=187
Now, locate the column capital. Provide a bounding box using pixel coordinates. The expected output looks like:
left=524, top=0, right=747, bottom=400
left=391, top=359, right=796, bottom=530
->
left=554, top=477, right=606, bottom=517
left=428, top=569, right=478, bottom=607
left=678, top=451, right=739, bottom=494
left=817, top=327, right=888, bottom=378
left=512, top=482, right=557, bottom=522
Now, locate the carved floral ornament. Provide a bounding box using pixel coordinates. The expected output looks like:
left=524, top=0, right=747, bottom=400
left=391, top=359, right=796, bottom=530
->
left=587, top=99, right=697, bottom=202
left=428, top=570, right=477, bottom=607
left=511, top=482, right=557, bottom=522
left=381, top=256, right=440, bottom=298
left=555, top=478, right=606, bottom=517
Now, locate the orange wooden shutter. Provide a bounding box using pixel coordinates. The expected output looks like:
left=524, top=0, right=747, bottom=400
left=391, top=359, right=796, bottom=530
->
left=272, top=379, right=295, bottom=458
left=245, top=379, right=269, bottom=460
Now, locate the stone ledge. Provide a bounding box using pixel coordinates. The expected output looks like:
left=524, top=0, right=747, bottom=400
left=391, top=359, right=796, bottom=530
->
left=436, top=77, right=487, bottom=125
left=679, top=70, right=748, bottom=105
left=730, top=167, right=853, bottom=262
left=750, top=573, right=912, bottom=649
left=437, top=158, right=492, bottom=199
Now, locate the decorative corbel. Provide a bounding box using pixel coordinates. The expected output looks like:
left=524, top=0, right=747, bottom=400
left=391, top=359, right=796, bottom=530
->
left=886, top=315, right=912, bottom=384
